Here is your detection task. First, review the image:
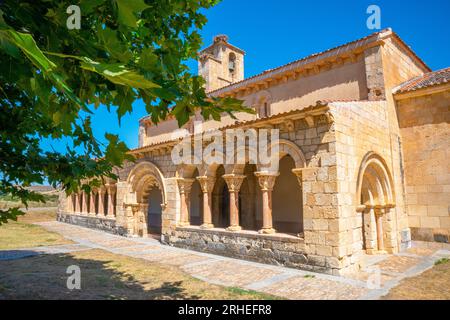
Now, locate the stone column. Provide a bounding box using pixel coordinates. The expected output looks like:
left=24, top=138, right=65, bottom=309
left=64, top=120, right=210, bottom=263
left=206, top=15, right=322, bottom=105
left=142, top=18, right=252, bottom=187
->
left=79, top=193, right=84, bottom=215
left=139, top=203, right=149, bottom=237
left=383, top=204, right=398, bottom=254
left=89, top=190, right=96, bottom=216
left=254, top=172, right=279, bottom=234
left=82, top=192, right=89, bottom=215
left=74, top=193, right=80, bottom=214
left=177, top=178, right=195, bottom=227
left=374, top=206, right=385, bottom=252
left=66, top=194, right=73, bottom=213
left=196, top=176, right=216, bottom=229
left=97, top=187, right=106, bottom=217
left=131, top=204, right=141, bottom=236
left=222, top=174, right=246, bottom=232
left=106, top=184, right=116, bottom=219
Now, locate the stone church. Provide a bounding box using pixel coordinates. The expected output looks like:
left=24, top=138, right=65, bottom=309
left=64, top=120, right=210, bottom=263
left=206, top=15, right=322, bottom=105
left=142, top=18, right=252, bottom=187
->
left=58, top=28, right=450, bottom=275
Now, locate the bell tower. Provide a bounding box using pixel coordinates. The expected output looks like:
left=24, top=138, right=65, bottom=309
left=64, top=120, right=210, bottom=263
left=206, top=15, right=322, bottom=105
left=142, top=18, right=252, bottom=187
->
left=198, top=35, right=245, bottom=92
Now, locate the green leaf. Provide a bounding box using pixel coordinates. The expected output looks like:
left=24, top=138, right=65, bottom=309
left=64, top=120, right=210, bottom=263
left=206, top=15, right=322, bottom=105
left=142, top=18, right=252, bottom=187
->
left=80, top=58, right=160, bottom=89
left=115, top=0, right=150, bottom=27
left=0, top=30, right=56, bottom=72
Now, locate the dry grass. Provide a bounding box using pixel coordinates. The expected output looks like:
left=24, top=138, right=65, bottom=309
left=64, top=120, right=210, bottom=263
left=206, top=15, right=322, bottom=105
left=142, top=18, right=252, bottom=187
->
left=382, top=259, right=450, bottom=300
left=0, top=208, right=72, bottom=250
left=0, top=249, right=279, bottom=300
left=0, top=193, right=59, bottom=209
left=17, top=208, right=58, bottom=223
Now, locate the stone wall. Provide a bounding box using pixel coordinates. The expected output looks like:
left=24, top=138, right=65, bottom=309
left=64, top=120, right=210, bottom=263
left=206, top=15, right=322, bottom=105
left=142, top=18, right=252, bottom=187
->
left=165, top=227, right=323, bottom=272
left=57, top=212, right=126, bottom=235
left=397, top=90, right=450, bottom=242
left=332, top=100, right=407, bottom=264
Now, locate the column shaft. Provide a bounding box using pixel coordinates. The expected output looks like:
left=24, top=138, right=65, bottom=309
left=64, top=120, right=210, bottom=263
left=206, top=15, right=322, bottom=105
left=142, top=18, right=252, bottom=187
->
left=255, top=172, right=279, bottom=234
left=89, top=191, right=96, bottom=216
left=177, top=179, right=195, bottom=227
left=97, top=189, right=105, bottom=217
left=222, top=174, right=246, bottom=232
left=197, top=176, right=215, bottom=229
left=106, top=185, right=116, bottom=219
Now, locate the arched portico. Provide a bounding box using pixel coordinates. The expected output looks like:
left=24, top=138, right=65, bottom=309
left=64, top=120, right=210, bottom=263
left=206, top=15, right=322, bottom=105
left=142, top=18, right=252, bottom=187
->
left=126, top=161, right=167, bottom=237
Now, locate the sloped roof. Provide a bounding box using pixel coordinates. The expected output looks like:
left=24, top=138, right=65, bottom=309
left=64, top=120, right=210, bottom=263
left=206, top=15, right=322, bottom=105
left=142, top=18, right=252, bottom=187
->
left=394, top=67, right=450, bottom=94
left=208, top=28, right=430, bottom=96
left=130, top=100, right=332, bottom=154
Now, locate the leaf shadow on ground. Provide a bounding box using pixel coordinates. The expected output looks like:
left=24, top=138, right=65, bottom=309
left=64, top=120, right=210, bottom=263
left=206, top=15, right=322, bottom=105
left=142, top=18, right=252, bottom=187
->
left=0, top=250, right=202, bottom=300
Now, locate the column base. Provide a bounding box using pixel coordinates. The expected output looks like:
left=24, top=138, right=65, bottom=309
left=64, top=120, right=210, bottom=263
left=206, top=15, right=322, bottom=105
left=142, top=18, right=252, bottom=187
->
left=258, top=228, right=276, bottom=234
left=226, top=226, right=242, bottom=232
left=366, top=249, right=388, bottom=255
left=178, top=222, right=191, bottom=227
left=200, top=223, right=214, bottom=229
left=106, top=214, right=115, bottom=220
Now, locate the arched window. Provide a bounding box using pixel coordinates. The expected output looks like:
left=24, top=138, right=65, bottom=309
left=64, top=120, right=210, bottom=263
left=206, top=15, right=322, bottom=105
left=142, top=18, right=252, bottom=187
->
left=228, top=52, right=236, bottom=77
left=256, top=101, right=270, bottom=118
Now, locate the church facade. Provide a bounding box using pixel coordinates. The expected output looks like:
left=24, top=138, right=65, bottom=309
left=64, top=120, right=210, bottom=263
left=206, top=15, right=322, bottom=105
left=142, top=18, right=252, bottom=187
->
left=58, top=29, right=450, bottom=275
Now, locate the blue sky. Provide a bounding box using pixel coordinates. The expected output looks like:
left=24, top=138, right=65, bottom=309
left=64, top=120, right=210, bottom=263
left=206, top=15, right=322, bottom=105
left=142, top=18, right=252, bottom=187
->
left=43, top=0, right=450, bottom=152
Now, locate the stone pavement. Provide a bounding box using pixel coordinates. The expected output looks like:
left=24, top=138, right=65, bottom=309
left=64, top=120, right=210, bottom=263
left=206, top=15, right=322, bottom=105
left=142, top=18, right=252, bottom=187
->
left=1, top=221, right=449, bottom=300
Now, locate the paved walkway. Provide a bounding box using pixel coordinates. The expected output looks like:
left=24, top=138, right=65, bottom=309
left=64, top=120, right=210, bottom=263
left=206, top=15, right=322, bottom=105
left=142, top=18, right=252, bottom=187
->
left=1, top=221, right=449, bottom=300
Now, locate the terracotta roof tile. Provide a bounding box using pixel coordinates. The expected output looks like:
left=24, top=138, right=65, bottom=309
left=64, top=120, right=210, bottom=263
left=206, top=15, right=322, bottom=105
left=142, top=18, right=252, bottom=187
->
left=207, top=28, right=430, bottom=96
left=394, top=67, right=450, bottom=94
left=129, top=101, right=331, bottom=154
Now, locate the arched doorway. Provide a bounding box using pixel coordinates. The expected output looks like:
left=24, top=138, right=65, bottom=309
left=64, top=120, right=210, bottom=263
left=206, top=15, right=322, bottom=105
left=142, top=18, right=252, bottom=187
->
left=272, top=155, right=303, bottom=235
left=357, top=152, right=396, bottom=254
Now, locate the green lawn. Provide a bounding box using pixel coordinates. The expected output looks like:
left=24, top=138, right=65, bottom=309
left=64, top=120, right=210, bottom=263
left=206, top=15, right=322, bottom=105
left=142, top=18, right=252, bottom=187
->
left=0, top=208, right=72, bottom=250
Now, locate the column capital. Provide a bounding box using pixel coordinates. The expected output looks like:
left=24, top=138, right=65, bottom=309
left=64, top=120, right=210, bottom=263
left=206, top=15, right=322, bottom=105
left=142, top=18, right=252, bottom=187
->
left=105, top=184, right=117, bottom=194
left=196, top=176, right=216, bottom=194
left=254, top=171, right=279, bottom=191
left=222, top=174, right=246, bottom=193
left=292, top=167, right=319, bottom=186
left=177, top=178, right=195, bottom=194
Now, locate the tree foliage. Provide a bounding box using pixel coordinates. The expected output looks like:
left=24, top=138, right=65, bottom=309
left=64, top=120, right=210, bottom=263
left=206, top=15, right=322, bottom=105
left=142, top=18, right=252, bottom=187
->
left=0, top=0, right=251, bottom=223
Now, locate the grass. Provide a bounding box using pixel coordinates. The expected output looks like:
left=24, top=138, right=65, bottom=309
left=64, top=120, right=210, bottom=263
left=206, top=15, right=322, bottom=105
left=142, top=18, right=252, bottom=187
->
left=225, top=287, right=280, bottom=300
left=0, top=193, right=59, bottom=209
left=0, top=249, right=281, bottom=300
left=382, top=258, right=450, bottom=300
left=435, top=258, right=449, bottom=266
left=0, top=208, right=72, bottom=250
left=0, top=209, right=280, bottom=300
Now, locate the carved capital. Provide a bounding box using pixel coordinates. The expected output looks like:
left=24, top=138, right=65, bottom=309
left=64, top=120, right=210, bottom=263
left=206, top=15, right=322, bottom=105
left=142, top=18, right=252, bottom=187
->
left=254, top=172, right=279, bottom=191
left=196, top=176, right=216, bottom=194
left=291, top=167, right=319, bottom=184
left=177, top=178, right=195, bottom=195
left=105, top=184, right=117, bottom=195
left=222, top=174, right=246, bottom=193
